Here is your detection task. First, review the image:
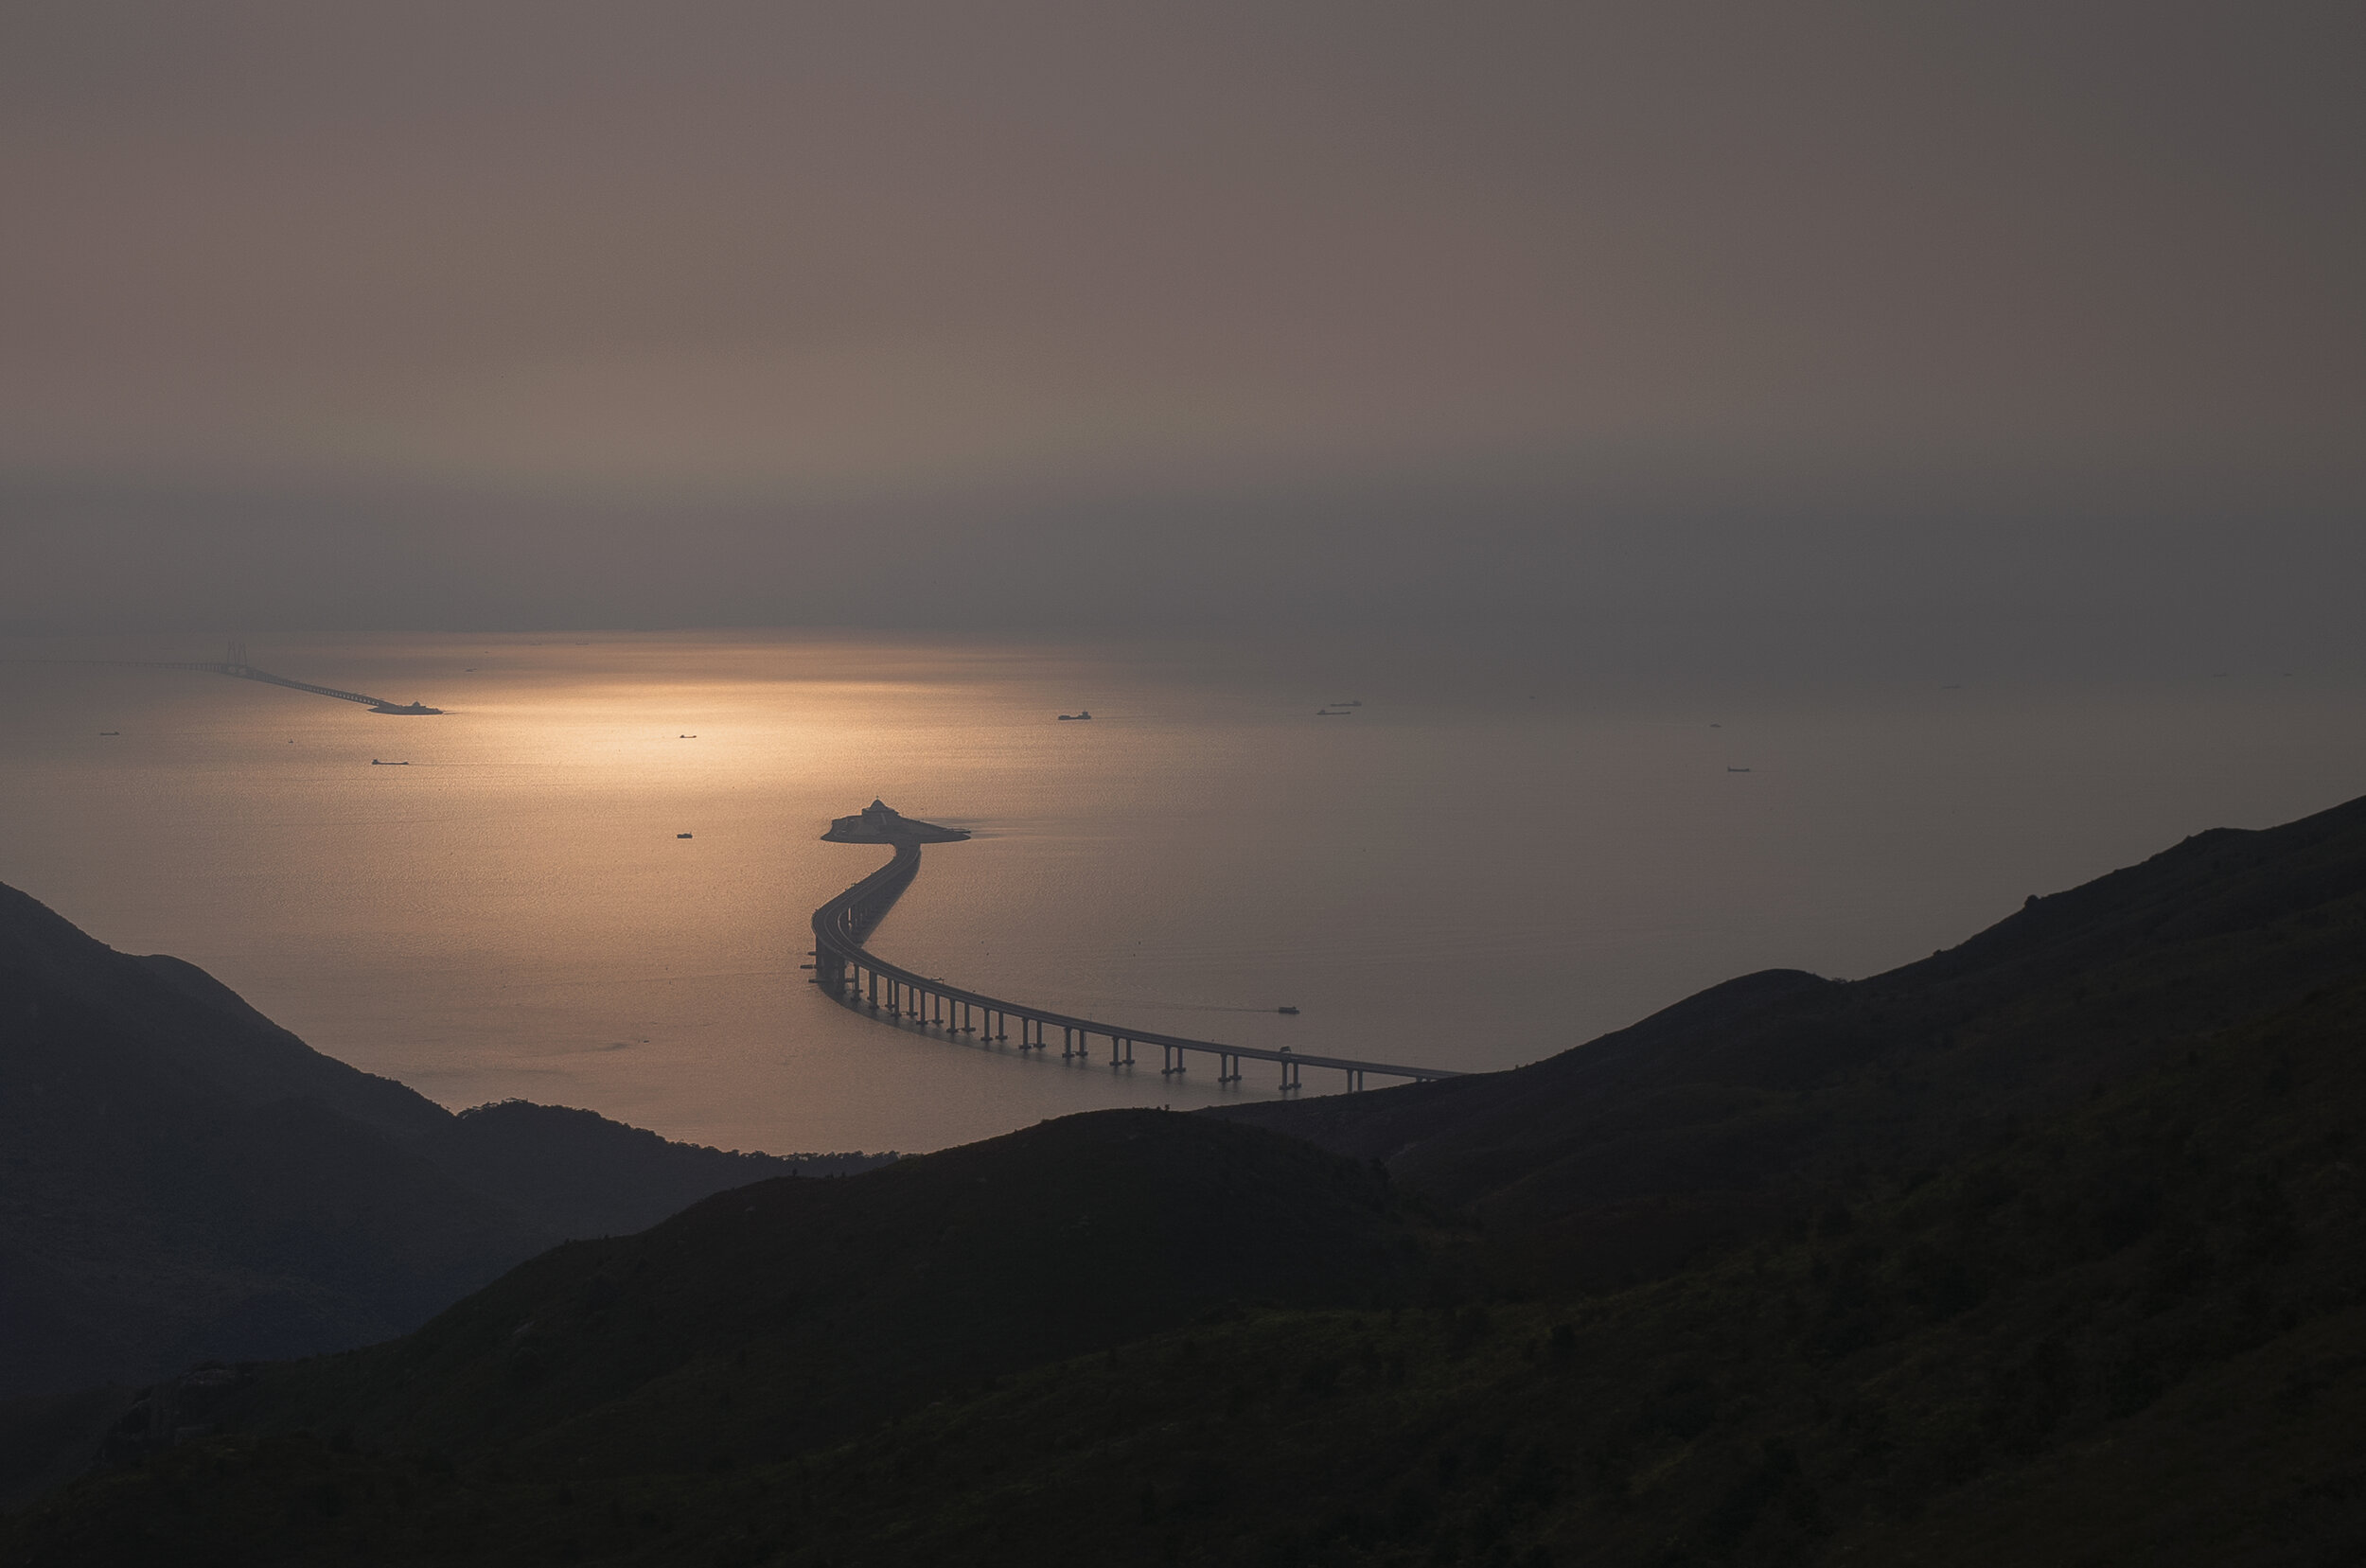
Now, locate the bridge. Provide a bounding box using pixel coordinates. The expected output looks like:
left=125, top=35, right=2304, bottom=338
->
left=808, top=801, right=1463, bottom=1094
left=32, top=643, right=441, bottom=714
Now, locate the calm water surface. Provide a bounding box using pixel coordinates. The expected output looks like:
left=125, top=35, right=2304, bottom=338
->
left=4, top=632, right=2361, bottom=1154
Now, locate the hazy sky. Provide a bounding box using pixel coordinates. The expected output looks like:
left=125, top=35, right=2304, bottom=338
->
left=3, top=2, right=2360, bottom=662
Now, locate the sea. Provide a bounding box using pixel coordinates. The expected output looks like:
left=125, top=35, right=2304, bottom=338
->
left=4, top=630, right=2361, bottom=1156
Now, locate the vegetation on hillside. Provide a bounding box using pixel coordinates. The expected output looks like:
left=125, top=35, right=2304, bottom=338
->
left=7, top=795, right=2366, bottom=1563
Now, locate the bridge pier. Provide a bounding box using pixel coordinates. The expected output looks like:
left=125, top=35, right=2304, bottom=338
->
left=813, top=821, right=1461, bottom=1095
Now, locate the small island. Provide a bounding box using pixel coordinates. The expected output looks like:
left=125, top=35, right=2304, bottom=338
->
left=821, top=799, right=971, bottom=845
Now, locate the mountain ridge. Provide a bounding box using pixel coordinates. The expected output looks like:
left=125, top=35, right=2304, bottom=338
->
left=7, top=791, right=2366, bottom=1562
left=0, top=879, right=887, bottom=1412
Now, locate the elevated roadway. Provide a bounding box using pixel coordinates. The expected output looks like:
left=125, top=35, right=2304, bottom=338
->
left=809, top=803, right=1462, bottom=1093
left=26, top=643, right=441, bottom=714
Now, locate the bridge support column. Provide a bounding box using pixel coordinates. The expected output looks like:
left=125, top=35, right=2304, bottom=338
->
left=1161, top=1044, right=1184, bottom=1077
left=867, top=971, right=879, bottom=1010
left=1280, top=1054, right=1301, bottom=1091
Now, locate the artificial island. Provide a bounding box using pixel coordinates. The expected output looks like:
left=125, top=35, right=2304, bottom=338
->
left=808, top=800, right=1459, bottom=1092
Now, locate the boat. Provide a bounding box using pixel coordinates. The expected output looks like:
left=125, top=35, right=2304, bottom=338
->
left=1057, top=711, right=1092, bottom=720
left=677, top=832, right=695, bottom=838
left=1727, top=766, right=1752, bottom=773
left=370, top=759, right=409, bottom=766
left=1316, top=709, right=1352, bottom=716
left=1277, top=1006, right=1299, bottom=1015
left=98, top=731, right=119, bottom=736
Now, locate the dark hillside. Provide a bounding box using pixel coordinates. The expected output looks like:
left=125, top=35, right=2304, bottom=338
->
left=212, top=1109, right=1428, bottom=1479
left=0, top=880, right=881, bottom=1404
left=6, top=794, right=2365, bottom=1563
left=10, top=915, right=2361, bottom=1566
left=1227, top=792, right=2366, bottom=1291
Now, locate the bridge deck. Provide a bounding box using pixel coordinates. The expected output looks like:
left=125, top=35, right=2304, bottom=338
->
left=811, top=837, right=1463, bottom=1090
left=27, top=658, right=439, bottom=713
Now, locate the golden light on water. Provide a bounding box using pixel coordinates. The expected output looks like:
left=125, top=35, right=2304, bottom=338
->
left=7, top=630, right=2366, bottom=1154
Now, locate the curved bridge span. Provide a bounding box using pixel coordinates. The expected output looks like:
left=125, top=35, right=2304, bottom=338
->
left=809, top=802, right=1462, bottom=1094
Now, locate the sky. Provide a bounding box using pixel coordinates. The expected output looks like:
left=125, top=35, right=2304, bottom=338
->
left=3, top=1, right=2360, bottom=667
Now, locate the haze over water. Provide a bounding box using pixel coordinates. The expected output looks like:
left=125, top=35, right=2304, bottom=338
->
left=4, top=632, right=2361, bottom=1155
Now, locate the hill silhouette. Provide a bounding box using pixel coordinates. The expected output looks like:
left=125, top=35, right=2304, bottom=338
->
left=212, top=1109, right=1428, bottom=1479
left=1224, top=796, right=2366, bottom=1292
left=5, top=793, right=2365, bottom=1563
left=0, top=879, right=884, bottom=1412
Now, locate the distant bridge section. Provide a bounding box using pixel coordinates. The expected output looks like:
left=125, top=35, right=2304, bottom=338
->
left=32, top=643, right=442, bottom=714
left=809, top=801, right=1463, bottom=1094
